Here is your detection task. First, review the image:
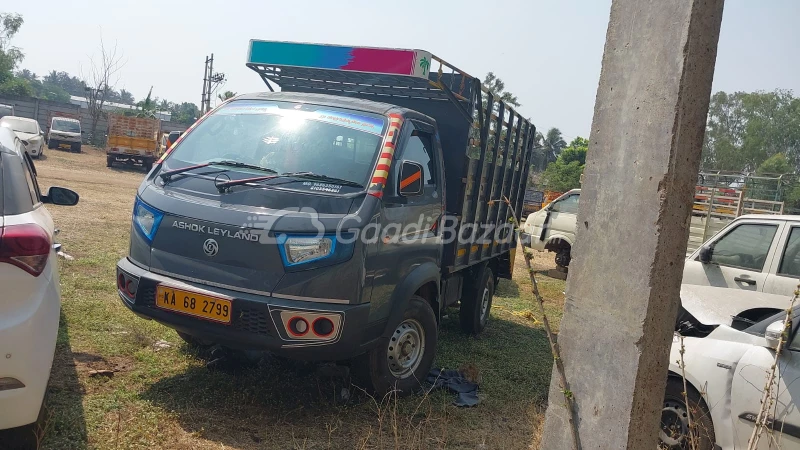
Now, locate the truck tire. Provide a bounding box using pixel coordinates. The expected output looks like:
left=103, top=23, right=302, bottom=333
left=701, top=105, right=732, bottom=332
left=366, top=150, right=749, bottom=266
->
left=47, top=140, right=56, bottom=149
left=144, top=161, right=153, bottom=172
left=555, top=247, right=571, bottom=268
left=72, top=143, right=81, bottom=153
left=106, top=156, right=113, bottom=168
left=460, top=266, right=494, bottom=335
left=660, top=378, right=715, bottom=449
left=358, top=295, right=437, bottom=396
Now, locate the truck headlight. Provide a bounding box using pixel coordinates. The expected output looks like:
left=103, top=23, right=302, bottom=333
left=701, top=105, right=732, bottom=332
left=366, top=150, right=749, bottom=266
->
left=280, top=236, right=334, bottom=266
left=133, top=198, right=163, bottom=243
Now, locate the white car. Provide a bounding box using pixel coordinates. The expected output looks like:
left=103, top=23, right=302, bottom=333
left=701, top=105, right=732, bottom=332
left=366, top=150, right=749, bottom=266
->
left=47, top=117, right=82, bottom=153
left=0, top=116, right=45, bottom=159
left=664, top=300, right=800, bottom=450
left=521, top=189, right=580, bottom=268
left=0, top=127, right=78, bottom=444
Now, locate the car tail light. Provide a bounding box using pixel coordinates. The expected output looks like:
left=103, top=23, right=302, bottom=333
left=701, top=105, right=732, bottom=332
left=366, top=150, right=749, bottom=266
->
left=0, top=224, right=52, bottom=276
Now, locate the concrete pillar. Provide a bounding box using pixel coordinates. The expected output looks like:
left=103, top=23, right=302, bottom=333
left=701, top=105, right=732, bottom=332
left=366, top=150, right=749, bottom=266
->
left=539, top=1, right=724, bottom=448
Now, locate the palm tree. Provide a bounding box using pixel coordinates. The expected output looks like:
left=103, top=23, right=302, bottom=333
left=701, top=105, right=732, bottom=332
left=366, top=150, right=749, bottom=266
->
left=542, top=127, right=567, bottom=161
left=218, top=91, right=236, bottom=102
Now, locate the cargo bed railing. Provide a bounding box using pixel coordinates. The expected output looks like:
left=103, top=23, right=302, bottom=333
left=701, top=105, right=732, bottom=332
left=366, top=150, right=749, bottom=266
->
left=246, top=40, right=535, bottom=273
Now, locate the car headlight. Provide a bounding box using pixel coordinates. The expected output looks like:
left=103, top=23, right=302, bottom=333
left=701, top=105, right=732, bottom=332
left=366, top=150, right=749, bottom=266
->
left=133, top=198, right=163, bottom=243
left=279, top=236, right=334, bottom=266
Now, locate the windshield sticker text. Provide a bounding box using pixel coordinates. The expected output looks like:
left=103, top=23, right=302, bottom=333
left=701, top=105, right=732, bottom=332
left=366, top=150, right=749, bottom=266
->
left=304, top=182, right=342, bottom=193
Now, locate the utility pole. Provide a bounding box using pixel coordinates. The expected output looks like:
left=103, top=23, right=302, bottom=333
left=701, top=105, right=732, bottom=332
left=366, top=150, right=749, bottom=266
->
left=200, top=54, right=226, bottom=115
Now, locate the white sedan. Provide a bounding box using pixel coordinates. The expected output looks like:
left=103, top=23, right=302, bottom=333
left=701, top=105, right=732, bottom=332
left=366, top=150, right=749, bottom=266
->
left=0, top=116, right=45, bottom=159
left=0, top=127, right=78, bottom=445
left=664, top=295, right=800, bottom=449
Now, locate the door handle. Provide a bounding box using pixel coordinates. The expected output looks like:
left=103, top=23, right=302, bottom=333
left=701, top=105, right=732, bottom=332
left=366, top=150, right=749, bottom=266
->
left=734, top=276, right=756, bottom=286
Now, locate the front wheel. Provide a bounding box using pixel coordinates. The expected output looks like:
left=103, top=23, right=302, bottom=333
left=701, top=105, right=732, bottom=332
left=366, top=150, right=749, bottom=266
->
left=555, top=247, right=571, bottom=268
left=360, top=296, right=437, bottom=396
left=660, top=378, right=715, bottom=449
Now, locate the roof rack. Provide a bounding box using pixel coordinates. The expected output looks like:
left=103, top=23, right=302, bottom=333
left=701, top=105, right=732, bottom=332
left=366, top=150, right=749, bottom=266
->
left=246, top=41, right=483, bottom=102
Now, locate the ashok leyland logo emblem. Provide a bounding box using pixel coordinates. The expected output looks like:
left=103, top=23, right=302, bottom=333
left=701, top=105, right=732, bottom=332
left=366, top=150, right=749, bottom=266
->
left=203, top=238, right=219, bottom=257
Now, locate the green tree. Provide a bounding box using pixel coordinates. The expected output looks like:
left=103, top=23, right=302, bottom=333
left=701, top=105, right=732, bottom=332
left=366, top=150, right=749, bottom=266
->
left=119, top=88, right=135, bottom=105
left=702, top=90, right=800, bottom=171
left=756, top=153, right=792, bottom=176
left=169, top=102, right=200, bottom=125
left=217, top=90, right=236, bottom=102
left=0, top=13, right=32, bottom=96
left=540, top=137, right=588, bottom=192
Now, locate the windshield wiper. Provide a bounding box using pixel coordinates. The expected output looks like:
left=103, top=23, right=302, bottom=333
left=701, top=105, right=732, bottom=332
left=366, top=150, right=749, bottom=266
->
left=282, top=172, right=364, bottom=188
left=160, top=160, right=277, bottom=183
left=216, top=172, right=363, bottom=193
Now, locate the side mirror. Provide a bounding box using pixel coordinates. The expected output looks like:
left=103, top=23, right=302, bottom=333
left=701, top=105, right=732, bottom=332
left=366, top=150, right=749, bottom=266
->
left=765, top=320, right=787, bottom=350
left=398, top=161, right=424, bottom=197
left=42, top=186, right=79, bottom=206
left=698, top=245, right=713, bottom=263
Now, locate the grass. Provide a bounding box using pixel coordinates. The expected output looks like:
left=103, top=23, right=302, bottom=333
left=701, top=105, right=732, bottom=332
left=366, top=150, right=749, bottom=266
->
left=32, top=146, right=566, bottom=449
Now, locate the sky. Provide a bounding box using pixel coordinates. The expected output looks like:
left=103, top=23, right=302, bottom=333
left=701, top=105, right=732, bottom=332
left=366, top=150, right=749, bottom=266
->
left=7, top=0, right=800, bottom=141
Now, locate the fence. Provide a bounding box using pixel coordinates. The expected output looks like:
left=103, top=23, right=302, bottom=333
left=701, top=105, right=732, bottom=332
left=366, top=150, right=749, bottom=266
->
left=687, top=173, right=786, bottom=254
left=0, top=95, right=189, bottom=146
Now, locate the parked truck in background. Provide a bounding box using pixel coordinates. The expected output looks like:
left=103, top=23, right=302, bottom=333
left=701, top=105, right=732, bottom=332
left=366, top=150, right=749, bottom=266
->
left=47, top=116, right=83, bottom=153
left=115, top=40, right=536, bottom=395
left=106, top=114, right=161, bottom=171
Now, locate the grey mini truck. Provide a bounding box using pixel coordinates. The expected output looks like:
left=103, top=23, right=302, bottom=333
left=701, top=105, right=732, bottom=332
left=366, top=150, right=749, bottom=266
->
left=116, top=41, right=536, bottom=394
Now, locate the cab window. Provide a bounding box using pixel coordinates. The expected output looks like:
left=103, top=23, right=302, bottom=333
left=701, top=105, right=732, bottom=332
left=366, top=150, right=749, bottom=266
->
left=401, top=127, right=436, bottom=186
left=710, top=223, right=778, bottom=271
left=551, top=194, right=579, bottom=214
left=778, top=227, right=800, bottom=278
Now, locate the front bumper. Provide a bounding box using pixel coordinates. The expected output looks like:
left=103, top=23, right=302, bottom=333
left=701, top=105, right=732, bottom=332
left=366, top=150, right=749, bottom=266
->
left=0, top=270, right=59, bottom=429
left=116, top=257, right=375, bottom=360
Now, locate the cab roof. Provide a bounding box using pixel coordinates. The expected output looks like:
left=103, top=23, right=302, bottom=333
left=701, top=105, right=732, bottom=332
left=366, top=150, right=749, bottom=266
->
left=233, top=91, right=426, bottom=119
left=52, top=117, right=80, bottom=123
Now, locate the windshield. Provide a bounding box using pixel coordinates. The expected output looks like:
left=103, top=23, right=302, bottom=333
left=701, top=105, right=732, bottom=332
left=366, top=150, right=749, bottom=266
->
left=164, top=100, right=386, bottom=190
left=1, top=118, right=38, bottom=134
left=52, top=119, right=80, bottom=133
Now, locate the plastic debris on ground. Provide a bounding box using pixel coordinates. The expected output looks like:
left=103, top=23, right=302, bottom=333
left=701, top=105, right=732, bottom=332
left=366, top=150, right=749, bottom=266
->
left=425, top=368, right=480, bottom=407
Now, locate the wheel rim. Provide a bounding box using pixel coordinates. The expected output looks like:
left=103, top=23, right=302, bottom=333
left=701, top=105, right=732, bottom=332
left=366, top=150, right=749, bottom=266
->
left=479, top=286, right=491, bottom=325
left=387, top=318, right=425, bottom=379
left=659, top=398, right=690, bottom=449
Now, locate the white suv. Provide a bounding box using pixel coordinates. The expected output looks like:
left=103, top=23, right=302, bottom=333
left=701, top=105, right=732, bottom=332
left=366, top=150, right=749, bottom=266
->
left=0, top=127, right=78, bottom=444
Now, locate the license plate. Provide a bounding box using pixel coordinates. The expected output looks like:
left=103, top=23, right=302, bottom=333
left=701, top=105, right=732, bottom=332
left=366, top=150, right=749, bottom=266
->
left=123, top=149, right=139, bottom=154
left=59, top=143, right=71, bottom=149
left=155, top=286, right=232, bottom=324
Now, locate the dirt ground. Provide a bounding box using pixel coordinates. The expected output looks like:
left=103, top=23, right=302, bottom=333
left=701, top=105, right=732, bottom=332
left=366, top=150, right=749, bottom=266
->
left=27, top=146, right=566, bottom=450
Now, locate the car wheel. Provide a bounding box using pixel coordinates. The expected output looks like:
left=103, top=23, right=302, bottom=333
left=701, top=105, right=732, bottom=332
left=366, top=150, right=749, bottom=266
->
left=460, top=266, right=494, bottom=335
left=358, top=295, right=437, bottom=396
left=660, top=378, right=715, bottom=450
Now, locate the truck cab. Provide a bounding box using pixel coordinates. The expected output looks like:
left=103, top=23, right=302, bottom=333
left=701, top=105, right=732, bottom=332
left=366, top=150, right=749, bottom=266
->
left=47, top=117, right=82, bottom=153
left=116, top=41, right=535, bottom=395
left=522, top=189, right=581, bottom=268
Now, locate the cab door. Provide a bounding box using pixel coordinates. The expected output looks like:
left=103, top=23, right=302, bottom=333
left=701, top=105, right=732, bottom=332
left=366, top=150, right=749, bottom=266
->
left=367, top=121, right=443, bottom=319
left=763, top=224, right=800, bottom=297
left=682, top=220, right=782, bottom=291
